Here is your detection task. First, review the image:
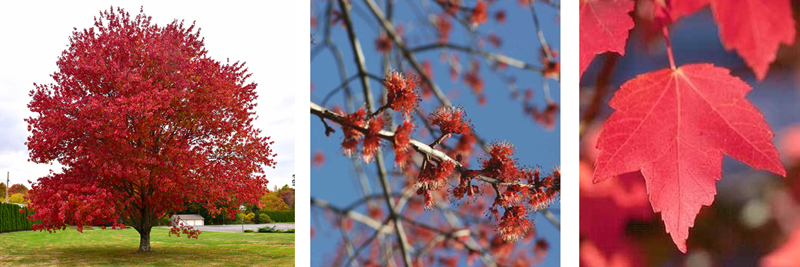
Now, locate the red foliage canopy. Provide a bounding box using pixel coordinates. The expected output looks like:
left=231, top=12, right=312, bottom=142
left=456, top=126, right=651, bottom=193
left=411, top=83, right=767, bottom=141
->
left=8, top=184, right=28, bottom=196
left=25, top=7, right=277, bottom=237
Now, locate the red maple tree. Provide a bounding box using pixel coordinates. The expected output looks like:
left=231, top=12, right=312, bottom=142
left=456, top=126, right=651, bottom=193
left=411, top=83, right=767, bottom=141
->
left=25, top=7, right=277, bottom=252
left=7, top=184, right=28, bottom=196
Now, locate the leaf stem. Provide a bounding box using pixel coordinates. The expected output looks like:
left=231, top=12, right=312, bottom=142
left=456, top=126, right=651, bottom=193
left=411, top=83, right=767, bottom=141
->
left=662, top=25, right=676, bottom=70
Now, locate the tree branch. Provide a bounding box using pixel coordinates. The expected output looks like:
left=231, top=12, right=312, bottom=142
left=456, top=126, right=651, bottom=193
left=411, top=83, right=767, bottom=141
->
left=410, top=43, right=546, bottom=74
left=337, top=1, right=414, bottom=265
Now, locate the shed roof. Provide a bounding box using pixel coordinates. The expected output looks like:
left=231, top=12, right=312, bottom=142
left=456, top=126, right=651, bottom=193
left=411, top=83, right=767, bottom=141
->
left=171, top=214, right=204, bottom=220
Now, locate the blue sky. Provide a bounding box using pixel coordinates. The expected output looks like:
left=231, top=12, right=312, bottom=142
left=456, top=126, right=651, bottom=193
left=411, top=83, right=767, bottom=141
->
left=311, top=1, right=561, bottom=266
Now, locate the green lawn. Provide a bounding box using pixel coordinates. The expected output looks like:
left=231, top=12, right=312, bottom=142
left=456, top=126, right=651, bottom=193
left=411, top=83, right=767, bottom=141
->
left=0, top=227, right=294, bottom=266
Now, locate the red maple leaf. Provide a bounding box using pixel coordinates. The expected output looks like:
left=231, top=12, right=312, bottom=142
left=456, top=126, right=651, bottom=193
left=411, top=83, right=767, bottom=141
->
left=593, top=63, right=785, bottom=253
left=579, top=0, right=635, bottom=78
left=669, top=0, right=709, bottom=21
left=580, top=161, right=652, bottom=255
left=669, top=0, right=795, bottom=81
left=709, top=0, right=795, bottom=81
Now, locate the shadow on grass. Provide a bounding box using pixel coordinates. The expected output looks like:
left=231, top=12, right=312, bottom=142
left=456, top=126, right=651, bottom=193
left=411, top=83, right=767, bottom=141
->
left=11, top=245, right=294, bottom=266
left=2, top=229, right=295, bottom=266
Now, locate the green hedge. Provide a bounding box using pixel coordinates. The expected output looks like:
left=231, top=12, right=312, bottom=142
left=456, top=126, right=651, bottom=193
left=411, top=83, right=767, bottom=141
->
left=260, top=211, right=294, bottom=222
left=0, top=202, right=34, bottom=233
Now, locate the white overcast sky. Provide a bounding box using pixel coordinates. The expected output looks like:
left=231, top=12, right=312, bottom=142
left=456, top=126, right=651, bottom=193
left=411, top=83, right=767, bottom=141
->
left=0, top=1, right=301, bottom=189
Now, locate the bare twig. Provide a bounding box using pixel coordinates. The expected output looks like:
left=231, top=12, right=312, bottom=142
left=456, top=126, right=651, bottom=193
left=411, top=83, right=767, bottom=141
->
left=337, top=1, right=413, bottom=265
left=410, top=43, right=546, bottom=74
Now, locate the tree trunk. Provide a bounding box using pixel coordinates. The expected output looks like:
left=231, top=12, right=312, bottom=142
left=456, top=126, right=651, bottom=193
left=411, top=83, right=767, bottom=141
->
left=137, top=227, right=152, bottom=252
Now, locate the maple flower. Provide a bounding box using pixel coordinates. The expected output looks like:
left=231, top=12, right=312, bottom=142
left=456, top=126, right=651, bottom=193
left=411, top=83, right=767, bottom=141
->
left=471, top=0, right=489, bottom=27
left=341, top=108, right=366, bottom=157
left=429, top=106, right=472, bottom=135
left=464, top=60, right=484, bottom=95
left=375, top=33, right=392, bottom=54
left=331, top=10, right=346, bottom=28
left=416, top=160, right=456, bottom=208
left=393, top=118, right=415, bottom=168
left=481, top=141, right=520, bottom=181
left=437, top=0, right=461, bottom=14
left=495, top=10, right=507, bottom=24
left=421, top=189, right=435, bottom=210
left=523, top=167, right=560, bottom=211
left=437, top=14, right=453, bottom=44
left=541, top=47, right=560, bottom=80
left=384, top=71, right=421, bottom=115
left=361, top=117, right=385, bottom=162
left=312, top=150, right=325, bottom=167
left=417, top=160, right=456, bottom=191
left=453, top=174, right=480, bottom=201
left=455, top=133, right=477, bottom=159
left=497, top=205, right=531, bottom=242
left=530, top=101, right=559, bottom=130
left=488, top=33, right=502, bottom=48
left=533, top=239, right=549, bottom=263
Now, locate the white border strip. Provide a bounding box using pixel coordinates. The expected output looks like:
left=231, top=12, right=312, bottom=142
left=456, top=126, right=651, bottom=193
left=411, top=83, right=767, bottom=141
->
left=560, top=0, right=580, bottom=265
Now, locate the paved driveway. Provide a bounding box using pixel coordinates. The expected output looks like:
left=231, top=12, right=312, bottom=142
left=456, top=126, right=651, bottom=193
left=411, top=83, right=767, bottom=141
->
left=158, top=223, right=294, bottom=233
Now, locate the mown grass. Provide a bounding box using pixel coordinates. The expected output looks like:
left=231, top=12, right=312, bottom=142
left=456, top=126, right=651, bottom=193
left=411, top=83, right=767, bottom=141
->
left=0, top=227, right=294, bottom=266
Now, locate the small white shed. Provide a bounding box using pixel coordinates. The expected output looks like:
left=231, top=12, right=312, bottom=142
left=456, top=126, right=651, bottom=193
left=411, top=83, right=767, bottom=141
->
left=170, top=214, right=205, bottom=226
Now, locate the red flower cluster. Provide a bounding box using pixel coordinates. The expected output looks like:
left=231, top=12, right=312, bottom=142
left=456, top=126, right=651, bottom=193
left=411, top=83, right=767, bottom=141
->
left=481, top=141, right=520, bottom=182
left=518, top=0, right=534, bottom=6
left=463, top=60, right=486, bottom=105
left=541, top=47, right=560, bottom=80
left=312, top=150, right=325, bottom=167
left=524, top=167, right=560, bottom=211
left=417, top=160, right=456, bottom=209
left=453, top=173, right=481, bottom=201
left=384, top=71, right=421, bottom=115
left=436, top=0, right=461, bottom=14
left=464, top=60, right=484, bottom=94
left=488, top=33, right=502, bottom=48
left=362, top=117, right=385, bottom=162
left=393, top=118, right=415, bottom=168
left=495, top=10, right=507, bottom=24
left=437, top=14, right=453, bottom=44
left=497, top=205, right=531, bottom=242
left=529, top=101, right=559, bottom=130
left=471, top=0, right=489, bottom=27
left=331, top=10, right=345, bottom=28
left=341, top=108, right=366, bottom=157
left=375, top=33, right=392, bottom=54
left=455, top=133, right=477, bottom=161
left=418, top=160, right=456, bottom=191
left=430, top=106, right=472, bottom=135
